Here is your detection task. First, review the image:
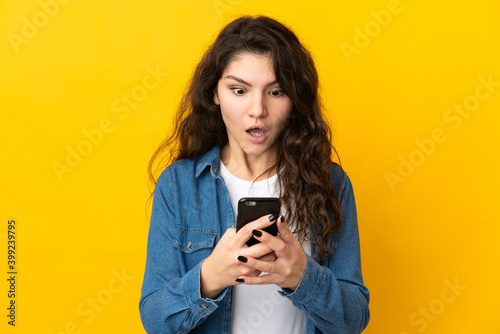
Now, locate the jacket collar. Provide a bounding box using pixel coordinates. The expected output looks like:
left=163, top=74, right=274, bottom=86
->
left=195, top=146, right=222, bottom=178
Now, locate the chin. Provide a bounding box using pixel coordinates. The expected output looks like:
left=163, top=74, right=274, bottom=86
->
left=242, top=144, right=274, bottom=157
left=243, top=148, right=266, bottom=156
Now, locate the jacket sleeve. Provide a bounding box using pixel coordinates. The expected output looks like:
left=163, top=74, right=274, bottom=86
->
left=279, top=170, right=370, bottom=333
left=139, top=169, right=227, bottom=334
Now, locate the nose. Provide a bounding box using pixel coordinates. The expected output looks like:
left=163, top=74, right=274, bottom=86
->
left=248, top=93, right=267, bottom=119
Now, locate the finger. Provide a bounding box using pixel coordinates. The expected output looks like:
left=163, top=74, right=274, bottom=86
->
left=240, top=242, right=273, bottom=259
left=250, top=227, right=290, bottom=258
left=218, top=227, right=236, bottom=246
left=237, top=254, right=276, bottom=274
left=236, top=273, right=278, bottom=286
left=219, top=227, right=236, bottom=240
left=235, top=266, right=262, bottom=278
left=234, top=214, right=278, bottom=247
left=276, top=216, right=300, bottom=249
left=257, top=251, right=277, bottom=262
left=234, top=273, right=263, bottom=285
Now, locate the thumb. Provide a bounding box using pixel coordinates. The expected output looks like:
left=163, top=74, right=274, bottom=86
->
left=221, top=227, right=236, bottom=240
left=277, top=216, right=296, bottom=244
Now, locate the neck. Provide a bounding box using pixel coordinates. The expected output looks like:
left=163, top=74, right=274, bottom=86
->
left=220, top=145, right=278, bottom=181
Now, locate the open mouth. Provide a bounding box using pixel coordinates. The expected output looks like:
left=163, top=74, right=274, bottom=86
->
left=245, top=126, right=268, bottom=142
left=247, top=130, right=265, bottom=137
left=246, top=126, right=267, bottom=137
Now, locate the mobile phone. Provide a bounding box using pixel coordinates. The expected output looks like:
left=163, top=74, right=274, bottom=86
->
left=236, top=197, right=281, bottom=246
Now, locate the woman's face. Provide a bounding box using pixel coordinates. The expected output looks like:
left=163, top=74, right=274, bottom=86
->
left=214, top=52, right=293, bottom=160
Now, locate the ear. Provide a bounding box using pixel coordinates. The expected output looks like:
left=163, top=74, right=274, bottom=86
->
left=213, top=88, right=220, bottom=105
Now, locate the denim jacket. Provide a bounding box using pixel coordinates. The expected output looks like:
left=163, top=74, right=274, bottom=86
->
left=139, top=146, right=370, bottom=334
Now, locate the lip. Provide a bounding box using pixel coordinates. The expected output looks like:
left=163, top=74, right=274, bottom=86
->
left=245, top=125, right=267, bottom=131
left=245, top=125, right=268, bottom=143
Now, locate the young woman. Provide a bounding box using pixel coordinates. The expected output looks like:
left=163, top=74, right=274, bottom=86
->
left=139, top=16, right=370, bottom=334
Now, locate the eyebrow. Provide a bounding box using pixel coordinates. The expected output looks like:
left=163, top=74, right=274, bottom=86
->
left=224, top=75, right=278, bottom=87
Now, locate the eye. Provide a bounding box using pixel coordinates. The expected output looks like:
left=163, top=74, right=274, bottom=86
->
left=269, top=89, right=284, bottom=97
left=231, top=88, right=246, bottom=96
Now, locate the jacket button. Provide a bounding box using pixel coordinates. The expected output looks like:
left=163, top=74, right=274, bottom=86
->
left=187, top=241, right=192, bottom=248
left=201, top=304, right=208, bottom=310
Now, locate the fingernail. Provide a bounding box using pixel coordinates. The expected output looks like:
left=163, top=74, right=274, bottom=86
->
left=280, top=216, right=285, bottom=223
left=252, top=229, right=262, bottom=238
left=235, top=278, right=244, bottom=283
left=237, top=255, right=248, bottom=263
left=268, top=214, right=277, bottom=222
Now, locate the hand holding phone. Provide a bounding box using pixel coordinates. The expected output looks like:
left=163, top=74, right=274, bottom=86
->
left=236, top=197, right=281, bottom=246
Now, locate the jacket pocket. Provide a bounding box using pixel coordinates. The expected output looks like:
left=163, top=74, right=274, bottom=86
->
left=173, top=227, right=217, bottom=253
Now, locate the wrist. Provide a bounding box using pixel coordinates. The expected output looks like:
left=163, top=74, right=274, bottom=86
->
left=200, top=257, right=224, bottom=299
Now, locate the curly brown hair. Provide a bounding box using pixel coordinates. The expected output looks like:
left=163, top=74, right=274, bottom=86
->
left=148, top=15, right=343, bottom=259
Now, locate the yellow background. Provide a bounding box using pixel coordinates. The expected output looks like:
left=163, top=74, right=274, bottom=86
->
left=1, top=0, right=499, bottom=333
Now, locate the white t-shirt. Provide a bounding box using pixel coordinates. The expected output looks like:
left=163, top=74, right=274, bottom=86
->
left=219, top=161, right=308, bottom=334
